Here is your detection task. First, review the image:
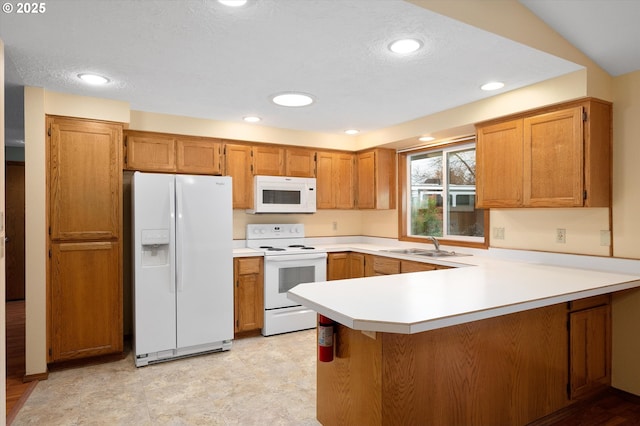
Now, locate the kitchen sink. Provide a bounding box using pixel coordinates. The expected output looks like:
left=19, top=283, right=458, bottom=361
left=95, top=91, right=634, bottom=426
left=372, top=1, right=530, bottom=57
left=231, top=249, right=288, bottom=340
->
left=381, top=248, right=432, bottom=255
left=414, top=250, right=472, bottom=258
left=381, top=248, right=471, bottom=257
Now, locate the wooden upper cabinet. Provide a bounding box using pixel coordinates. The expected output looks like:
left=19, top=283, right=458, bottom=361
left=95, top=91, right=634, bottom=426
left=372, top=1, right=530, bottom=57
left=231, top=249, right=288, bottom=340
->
left=224, top=143, right=254, bottom=209
left=285, top=148, right=316, bottom=177
left=176, top=138, right=223, bottom=175
left=316, top=150, right=355, bottom=209
left=49, top=117, right=122, bottom=241
left=476, top=119, right=523, bottom=208
left=125, top=130, right=223, bottom=175
left=475, top=98, right=612, bottom=208
left=253, top=145, right=284, bottom=176
left=125, top=132, right=176, bottom=172
left=356, top=148, right=396, bottom=209
left=524, top=107, right=584, bottom=206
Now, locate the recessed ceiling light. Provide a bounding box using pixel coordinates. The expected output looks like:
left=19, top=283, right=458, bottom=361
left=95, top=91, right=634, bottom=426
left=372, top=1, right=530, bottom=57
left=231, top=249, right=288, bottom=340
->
left=344, top=129, right=359, bottom=135
left=388, top=39, right=422, bottom=54
left=243, top=116, right=261, bottom=123
left=271, top=92, right=315, bottom=107
left=218, top=0, right=247, bottom=6
left=480, top=81, right=505, bottom=91
left=77, top=73, right=110, bottom=85
left=419, top=136, right=435, bottom=142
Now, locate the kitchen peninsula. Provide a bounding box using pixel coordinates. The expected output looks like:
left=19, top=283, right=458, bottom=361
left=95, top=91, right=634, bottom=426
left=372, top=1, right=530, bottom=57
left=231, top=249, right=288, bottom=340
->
left=287, top=258, right=640, bottom=425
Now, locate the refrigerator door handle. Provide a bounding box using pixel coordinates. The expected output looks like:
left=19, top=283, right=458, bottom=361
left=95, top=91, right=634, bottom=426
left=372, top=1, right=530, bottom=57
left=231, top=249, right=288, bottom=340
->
left=169, top=180, right=176, bottom=294
left=176, top=181, right=184, bottom=292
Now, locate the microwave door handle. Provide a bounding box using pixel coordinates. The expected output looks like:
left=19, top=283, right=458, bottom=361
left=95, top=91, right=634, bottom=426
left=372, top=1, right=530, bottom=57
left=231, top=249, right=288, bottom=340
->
left=264, top=254, right=327, bottom=262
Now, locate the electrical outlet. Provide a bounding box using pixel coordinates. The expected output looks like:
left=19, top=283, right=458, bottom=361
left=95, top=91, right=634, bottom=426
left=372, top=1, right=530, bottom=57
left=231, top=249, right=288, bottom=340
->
left=556, top=228, right=566, bottom=244
left=493, top=227, right=505, bottom=240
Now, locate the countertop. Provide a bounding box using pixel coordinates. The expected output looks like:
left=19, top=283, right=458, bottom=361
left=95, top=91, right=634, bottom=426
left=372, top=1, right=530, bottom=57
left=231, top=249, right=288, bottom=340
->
left=277, top=242, right=640, bottom=334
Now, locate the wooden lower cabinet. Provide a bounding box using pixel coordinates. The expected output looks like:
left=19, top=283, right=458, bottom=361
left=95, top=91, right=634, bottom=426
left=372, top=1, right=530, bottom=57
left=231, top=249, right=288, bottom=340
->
left=234, top=257, right=264, bottom=334
left=318, top=304, right=570, bottom=425
left=50, top=241, right=122, bottom=362
left=569, top=295, right=611, bottom=399
left=327, top=252, right=366, bottom=280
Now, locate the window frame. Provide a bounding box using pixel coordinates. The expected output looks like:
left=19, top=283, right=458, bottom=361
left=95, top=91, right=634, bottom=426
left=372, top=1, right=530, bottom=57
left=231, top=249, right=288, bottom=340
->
left=397, top=138, right=489, bottom=249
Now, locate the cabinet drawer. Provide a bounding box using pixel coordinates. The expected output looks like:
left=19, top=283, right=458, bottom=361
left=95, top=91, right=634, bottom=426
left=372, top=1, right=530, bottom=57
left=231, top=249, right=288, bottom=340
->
left=568, top=294, right=611, bottom=312
left=237, top=257, right=262, bottom=275
left=373, top=256, right=400, bottom=275
left=401, top=260, right=437, bottom=273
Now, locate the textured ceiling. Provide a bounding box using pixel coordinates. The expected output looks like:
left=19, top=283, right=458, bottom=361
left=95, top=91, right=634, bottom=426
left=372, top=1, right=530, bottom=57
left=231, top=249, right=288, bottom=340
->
left=1, top=0, right=589, bottom=146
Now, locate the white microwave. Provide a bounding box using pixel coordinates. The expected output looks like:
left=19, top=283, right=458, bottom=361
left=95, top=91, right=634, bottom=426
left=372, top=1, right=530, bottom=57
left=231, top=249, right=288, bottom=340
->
left=247, top=175, right=317, bottom=214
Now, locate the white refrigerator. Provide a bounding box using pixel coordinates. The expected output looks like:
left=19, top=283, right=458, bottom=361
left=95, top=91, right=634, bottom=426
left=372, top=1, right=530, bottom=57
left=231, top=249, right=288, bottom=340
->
left=132, top=172, right=233, bottom=367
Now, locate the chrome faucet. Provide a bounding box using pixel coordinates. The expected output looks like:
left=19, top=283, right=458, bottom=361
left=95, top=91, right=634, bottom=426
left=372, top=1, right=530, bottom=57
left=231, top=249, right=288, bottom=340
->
left=429, top=236, right=440, bottom=251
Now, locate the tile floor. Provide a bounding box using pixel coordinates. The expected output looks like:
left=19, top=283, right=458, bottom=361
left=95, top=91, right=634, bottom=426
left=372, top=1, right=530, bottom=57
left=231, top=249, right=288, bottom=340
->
left=13, top=329, right=320, bottom=425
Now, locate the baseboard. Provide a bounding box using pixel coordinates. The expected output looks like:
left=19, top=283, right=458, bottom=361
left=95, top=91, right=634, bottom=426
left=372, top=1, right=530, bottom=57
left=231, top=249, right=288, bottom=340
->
left=23, top=371, right=48, bottom=382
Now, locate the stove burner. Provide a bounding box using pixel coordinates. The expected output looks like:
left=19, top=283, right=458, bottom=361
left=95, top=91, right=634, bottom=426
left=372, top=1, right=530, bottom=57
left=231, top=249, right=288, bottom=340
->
left=268, top=247, right=286, bottom=251
left=302, top=246, right=315, bottom=250
left=288, top=244, right=315, bottom=250
left=259, top=246, right=273, bottom=249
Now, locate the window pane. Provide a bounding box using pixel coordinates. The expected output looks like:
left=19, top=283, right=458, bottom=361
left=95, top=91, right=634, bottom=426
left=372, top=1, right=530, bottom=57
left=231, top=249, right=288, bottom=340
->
left=410, top=152, right=443, bottom=237
left=447, top=148, right=484, bottom=237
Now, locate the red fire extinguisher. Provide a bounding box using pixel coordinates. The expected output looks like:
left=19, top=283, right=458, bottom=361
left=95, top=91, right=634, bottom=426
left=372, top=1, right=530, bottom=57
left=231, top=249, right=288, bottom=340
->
left=318, top=314, right=334, bottom=362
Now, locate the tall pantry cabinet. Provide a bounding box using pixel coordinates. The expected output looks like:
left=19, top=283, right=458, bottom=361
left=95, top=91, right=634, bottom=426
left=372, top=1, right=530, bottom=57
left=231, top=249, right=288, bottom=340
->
left=47, top=116, right=123, bottom=363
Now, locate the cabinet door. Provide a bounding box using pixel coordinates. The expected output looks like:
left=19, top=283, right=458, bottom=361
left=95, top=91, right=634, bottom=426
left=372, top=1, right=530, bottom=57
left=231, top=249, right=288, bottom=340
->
left=286, top=148, right=316, bottom=177
left=356, top=149, right=395, bottom=210
left=372, top=256, right=400, bottom=275
left=569, top=304, right=610, bottom=399
left=176, top=138, right=222, bottom=175
left=49, top=117, right=122, bottom=241
left=125, top=133, right=176, bottom=172
left=327, top=252, right=349, bottom=280
left=476, top=119, right=523, bottom=208
left=316, top=151, right=335, bottom=209
left=50, top=241, right=122, bottom=361
left=224, top=143, right=254, bottom=209
left=335, top=153, right=355, bottom=209
left=357, top=151, right=376, bottom=209
left=253, top=145, right=284, bottom=176
left=234, top=257, right=264, bottom=333
left=524, top=107, right=584, bottom=207
left=348, top=252, right=365, bottom=278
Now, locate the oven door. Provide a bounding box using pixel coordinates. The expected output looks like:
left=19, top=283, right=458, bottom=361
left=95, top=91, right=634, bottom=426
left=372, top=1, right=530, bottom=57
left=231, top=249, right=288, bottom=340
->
left=264, top=253, right=327, bottom=309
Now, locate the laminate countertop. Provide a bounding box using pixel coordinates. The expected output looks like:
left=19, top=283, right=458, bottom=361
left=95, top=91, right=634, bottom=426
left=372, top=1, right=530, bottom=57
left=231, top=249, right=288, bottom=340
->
left=287, top=246, right=640, bottom=334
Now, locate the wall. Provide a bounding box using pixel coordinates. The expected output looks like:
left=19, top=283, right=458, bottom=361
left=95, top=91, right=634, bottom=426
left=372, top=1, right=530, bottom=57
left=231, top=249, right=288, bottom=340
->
left=610, top=70, right=640, bottom=396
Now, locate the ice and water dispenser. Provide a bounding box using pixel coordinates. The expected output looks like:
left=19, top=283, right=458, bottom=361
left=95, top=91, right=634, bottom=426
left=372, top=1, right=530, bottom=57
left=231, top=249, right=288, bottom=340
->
left=140, top=229, right=170, bottom=266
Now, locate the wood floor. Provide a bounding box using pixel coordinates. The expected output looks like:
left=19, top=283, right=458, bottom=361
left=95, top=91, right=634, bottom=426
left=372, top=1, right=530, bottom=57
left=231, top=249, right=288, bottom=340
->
left=5, top=300, right=37, bottom=425
left=4, top=299, right=640, bottom=424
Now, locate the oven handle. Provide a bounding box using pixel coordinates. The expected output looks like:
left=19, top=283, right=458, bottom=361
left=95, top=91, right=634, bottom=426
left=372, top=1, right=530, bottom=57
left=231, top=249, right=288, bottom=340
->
left=264, top=253, right=327, bottom=262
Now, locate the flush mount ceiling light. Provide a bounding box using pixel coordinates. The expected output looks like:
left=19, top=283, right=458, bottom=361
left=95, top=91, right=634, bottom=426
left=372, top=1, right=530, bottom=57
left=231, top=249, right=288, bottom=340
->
left=218, top=0, right=247, bottom=6
left=480, top=81, right=505, bottom=91
left=77, top=73, right=110, bottom=85
left=271, top=92, right=315, bottom=107
left=418, top=136, right=435, bottom=142
left=344, top=129, right=359, bottom=135
left=388, top=38, right=423, bottom=54
left=243, top=116, right=261, bottom=123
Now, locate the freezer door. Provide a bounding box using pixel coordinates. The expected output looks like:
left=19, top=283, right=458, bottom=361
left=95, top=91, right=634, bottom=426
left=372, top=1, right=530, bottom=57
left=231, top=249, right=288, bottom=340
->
left=132, top=172, right=177, bottom=356
left=175, top=175, right=234, bottom=348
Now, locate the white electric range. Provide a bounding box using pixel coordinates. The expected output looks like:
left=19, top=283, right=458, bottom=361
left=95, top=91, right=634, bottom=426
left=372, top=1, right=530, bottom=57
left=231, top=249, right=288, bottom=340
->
left=246, top=224, right=327, bottom=336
